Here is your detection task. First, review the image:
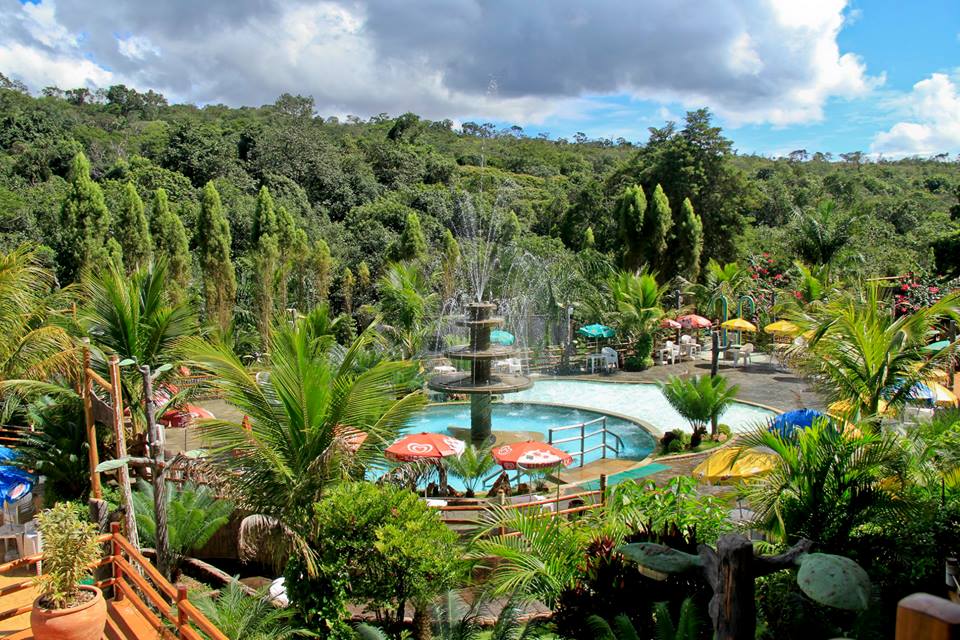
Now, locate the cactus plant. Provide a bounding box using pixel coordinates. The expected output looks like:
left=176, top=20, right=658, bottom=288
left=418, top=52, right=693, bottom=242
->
left=618, top=533, right=871, bottom=640
left=796, top=553, right=871, bottom=611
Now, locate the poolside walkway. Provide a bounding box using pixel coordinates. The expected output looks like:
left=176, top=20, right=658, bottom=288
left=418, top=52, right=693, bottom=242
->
left=568, top=350, right=823, bottom=413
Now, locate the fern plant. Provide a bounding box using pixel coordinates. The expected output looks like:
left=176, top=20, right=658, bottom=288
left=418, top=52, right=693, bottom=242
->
left=586, top=598, right=699, bottom=640
left=132, top=480, right=234, bottom=578
left=191, top=579, right=314, bottom=640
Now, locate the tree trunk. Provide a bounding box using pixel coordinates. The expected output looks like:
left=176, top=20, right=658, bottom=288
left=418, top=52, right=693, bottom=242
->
left=711, top=330, right=720, bottom=377
left=140, top=366, right=171, bottom=580
left=412, top=603, right=432, bottom=640
left=109, top=356, right=139, bottom=550
left=701, top=534, right=756, bottom=640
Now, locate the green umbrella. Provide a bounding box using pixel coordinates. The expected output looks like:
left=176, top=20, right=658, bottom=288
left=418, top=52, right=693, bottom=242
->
left=490, top=330, right=516, bottom=346
left=577, top=324, right=616, bottom=339
left=923, top=340, right=951, bottom=352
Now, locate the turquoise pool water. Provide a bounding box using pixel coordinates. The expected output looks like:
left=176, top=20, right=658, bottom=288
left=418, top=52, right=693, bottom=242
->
left=505, top=379, right=776, bottom=434
left=406, top=402, right=656, bottom=465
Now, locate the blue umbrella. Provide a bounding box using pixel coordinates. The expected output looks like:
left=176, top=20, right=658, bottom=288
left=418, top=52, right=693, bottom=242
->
left=490, top=330, right=516, bottom=346
left=0, top=465, right=33, bottom=503
left=0, top=446, right=16, bottom=463
left=577, top=324, right=616, bottom=339
left=769, top=409, right=825, bottom=438
left=886, top=380, right=935, bottom=405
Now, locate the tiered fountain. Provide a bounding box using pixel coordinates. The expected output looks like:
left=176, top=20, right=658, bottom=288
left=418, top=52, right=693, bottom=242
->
left=428, top=302, right=532, bottom=445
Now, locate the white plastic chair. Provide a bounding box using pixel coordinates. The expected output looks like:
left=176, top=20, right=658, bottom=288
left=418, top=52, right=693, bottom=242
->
left=736, top=343, right=755, bottom=366
left=660, top=341, right=680, bottom=365
left=506, top=358, right=522, bottom=374
left=601, top=347, right=619, bottom=372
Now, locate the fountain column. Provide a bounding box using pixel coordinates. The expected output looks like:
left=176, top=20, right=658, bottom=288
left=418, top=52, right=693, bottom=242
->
left=428, top=302, right=532, bottom=446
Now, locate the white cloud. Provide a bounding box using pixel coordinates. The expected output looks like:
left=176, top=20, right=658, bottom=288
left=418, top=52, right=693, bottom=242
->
left=871, top=73, right=960, bottom=157
left=0, top=0, right=880, bottom=128
left=0, top=42, right=112, bottom=88
left=117, top=35, right=159, bottom=60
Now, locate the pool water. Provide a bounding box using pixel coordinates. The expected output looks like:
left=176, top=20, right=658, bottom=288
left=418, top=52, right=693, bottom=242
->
left=504, top=379, right=776, bottom=434
left=406, top=402, right=656, bottom=465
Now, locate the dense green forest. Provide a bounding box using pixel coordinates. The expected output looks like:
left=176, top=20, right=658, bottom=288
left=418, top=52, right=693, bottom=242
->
left=2, top=75, right=960, bottom=346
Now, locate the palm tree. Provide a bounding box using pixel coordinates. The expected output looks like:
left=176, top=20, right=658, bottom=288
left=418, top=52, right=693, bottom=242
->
left=191, top=579, right=314, bottom=640
left=683, top=259, right=747, bottom=315
left=12, top=391, right=91, bottom=504
left=79, top=259, right=199, bottom=432
left=738, top=419, right=909, bottom=551
left=787, top=282, right=960, bottom=427
left=608, top=270, right=667, bottom=368
left=188, top=316, right=426, bottom=572
left=377, top=261, right=438, bottom=359
left=659, top=375, right=740, bottom=439
left=472, top=504, right=620, bottom=607
left=131, top=480, right=234, bottom=579
left=446, top=445, right=496, bottom=497
left=792, top=200, right=860, bottom=266
left=0, top=244, right=77, bottom=383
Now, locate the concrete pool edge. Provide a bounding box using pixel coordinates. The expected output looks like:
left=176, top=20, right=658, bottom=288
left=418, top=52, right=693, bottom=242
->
left=533, top=375, right=787, bottom=416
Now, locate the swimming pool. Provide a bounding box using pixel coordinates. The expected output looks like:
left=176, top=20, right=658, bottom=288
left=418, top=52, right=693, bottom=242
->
left=406, top=402, right=656, bottom=465
left=504, top=379, right=777, bottom=434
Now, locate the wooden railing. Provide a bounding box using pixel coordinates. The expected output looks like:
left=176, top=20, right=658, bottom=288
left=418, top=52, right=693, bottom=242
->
left=432, top=478, right=606, bottom=534
left=0, top=523, right=228, bottom=640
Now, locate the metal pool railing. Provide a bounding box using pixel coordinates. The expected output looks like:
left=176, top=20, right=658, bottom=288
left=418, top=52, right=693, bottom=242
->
left=548, top=416, right=624, bottom=467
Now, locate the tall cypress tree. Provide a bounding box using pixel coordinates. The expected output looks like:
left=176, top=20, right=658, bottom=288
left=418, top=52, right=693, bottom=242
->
left=342, top=267, right=355, bottom=315
left=150, top=188, right=191, bottom=300
left=647, top=183, right=674, bottom=271
left=275, top=205, right=307, bottom=312
left=311, top=240, right=333, bottom=306
left=115, top=182, right=152, bottom=272
left=501, top=211, right=521, bottom=243
left=254, top=233, right=279, bottom=350
left=616, top=184, right=647, bottom=271
left=394, top=212, right=427, bottom=261
left=357, top=261, right=371, bottom=289
left=251, top=186, right=278, bottom=247
left=196, top=182, right=236, bottom=331
left=672, top=197, right=704, bottom=281
left=58, top=152, right=112, bottom=282
left=583, top=226, right=596, bottom=250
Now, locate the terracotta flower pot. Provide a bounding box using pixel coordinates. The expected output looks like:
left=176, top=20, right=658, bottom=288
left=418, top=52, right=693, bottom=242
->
left=30, top=585, right=107, bottom=640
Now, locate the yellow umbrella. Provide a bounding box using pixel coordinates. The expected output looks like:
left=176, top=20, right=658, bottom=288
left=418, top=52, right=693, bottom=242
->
left=721, top=318, right=757, bottom=332
left=927, top=381, right=959, bottom=407
left=764, top=320, right=799, bottom=335
left=828, top=398, right=896, bottom=417
left=692, top=446, right=777, bottom=483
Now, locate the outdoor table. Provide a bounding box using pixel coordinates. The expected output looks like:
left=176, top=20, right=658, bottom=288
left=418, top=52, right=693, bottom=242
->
left=586, top=353, right=606, bottom=373
left=724, top=344, right=742, bottom=361
left=432, top=365, right=456, bottom=374
left=680, top=342, right=701, bottom=359
left=658, top=346, right=678, bottom=365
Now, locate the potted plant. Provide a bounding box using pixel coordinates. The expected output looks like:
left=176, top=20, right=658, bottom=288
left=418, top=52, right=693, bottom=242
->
left=30, top=502, right=107, bottom=640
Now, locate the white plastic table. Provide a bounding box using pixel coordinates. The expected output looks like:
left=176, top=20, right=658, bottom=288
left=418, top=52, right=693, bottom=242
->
left=586, top=353, right=606, bottom=373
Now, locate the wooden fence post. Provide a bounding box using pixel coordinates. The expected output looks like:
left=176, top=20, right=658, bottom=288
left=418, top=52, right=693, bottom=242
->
left=599, top=474, right=607, bottom=507
left=895, top=593, right=960, bottom=640
left=110, top=522, right=123, bottom=602
left=176, top=584, right=189, bottom=638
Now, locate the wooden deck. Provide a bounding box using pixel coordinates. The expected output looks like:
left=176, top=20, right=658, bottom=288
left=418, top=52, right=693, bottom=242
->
left=0, top=524, right=228, bottom=640
left=4, top=598, right=156, bottom=639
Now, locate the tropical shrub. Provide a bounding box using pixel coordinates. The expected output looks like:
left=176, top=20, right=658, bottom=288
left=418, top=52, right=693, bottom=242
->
left=445, top=444, right=496, bottom=497
left=608, top=270, right=666, bottom=369
left=739, top=419, right=908, bottom=551
left=287, top=482, right=465, bottom=635
left=132, top=480, right=234, bottom=578
left=658, top=374, right=739, bottom=439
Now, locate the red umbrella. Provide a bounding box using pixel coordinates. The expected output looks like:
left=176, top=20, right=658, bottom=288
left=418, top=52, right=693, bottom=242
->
left=677, top=314, right=712, bottom=329
left=491, top=441, right=574, bottom=470
left=661, top=318, right=682, bottom=329
left=386, top=433, right=466, bottom=462
left=334, top=425, right=368, bottom=453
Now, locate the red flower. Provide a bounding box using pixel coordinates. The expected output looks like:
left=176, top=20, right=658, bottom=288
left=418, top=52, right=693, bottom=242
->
left=793, top=290, right=803, bottom=299
left=929, top=286, right=940, bottom=294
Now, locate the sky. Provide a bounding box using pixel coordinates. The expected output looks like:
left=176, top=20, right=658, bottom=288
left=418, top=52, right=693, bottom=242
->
left=1, top=0, right=958, bottom=158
